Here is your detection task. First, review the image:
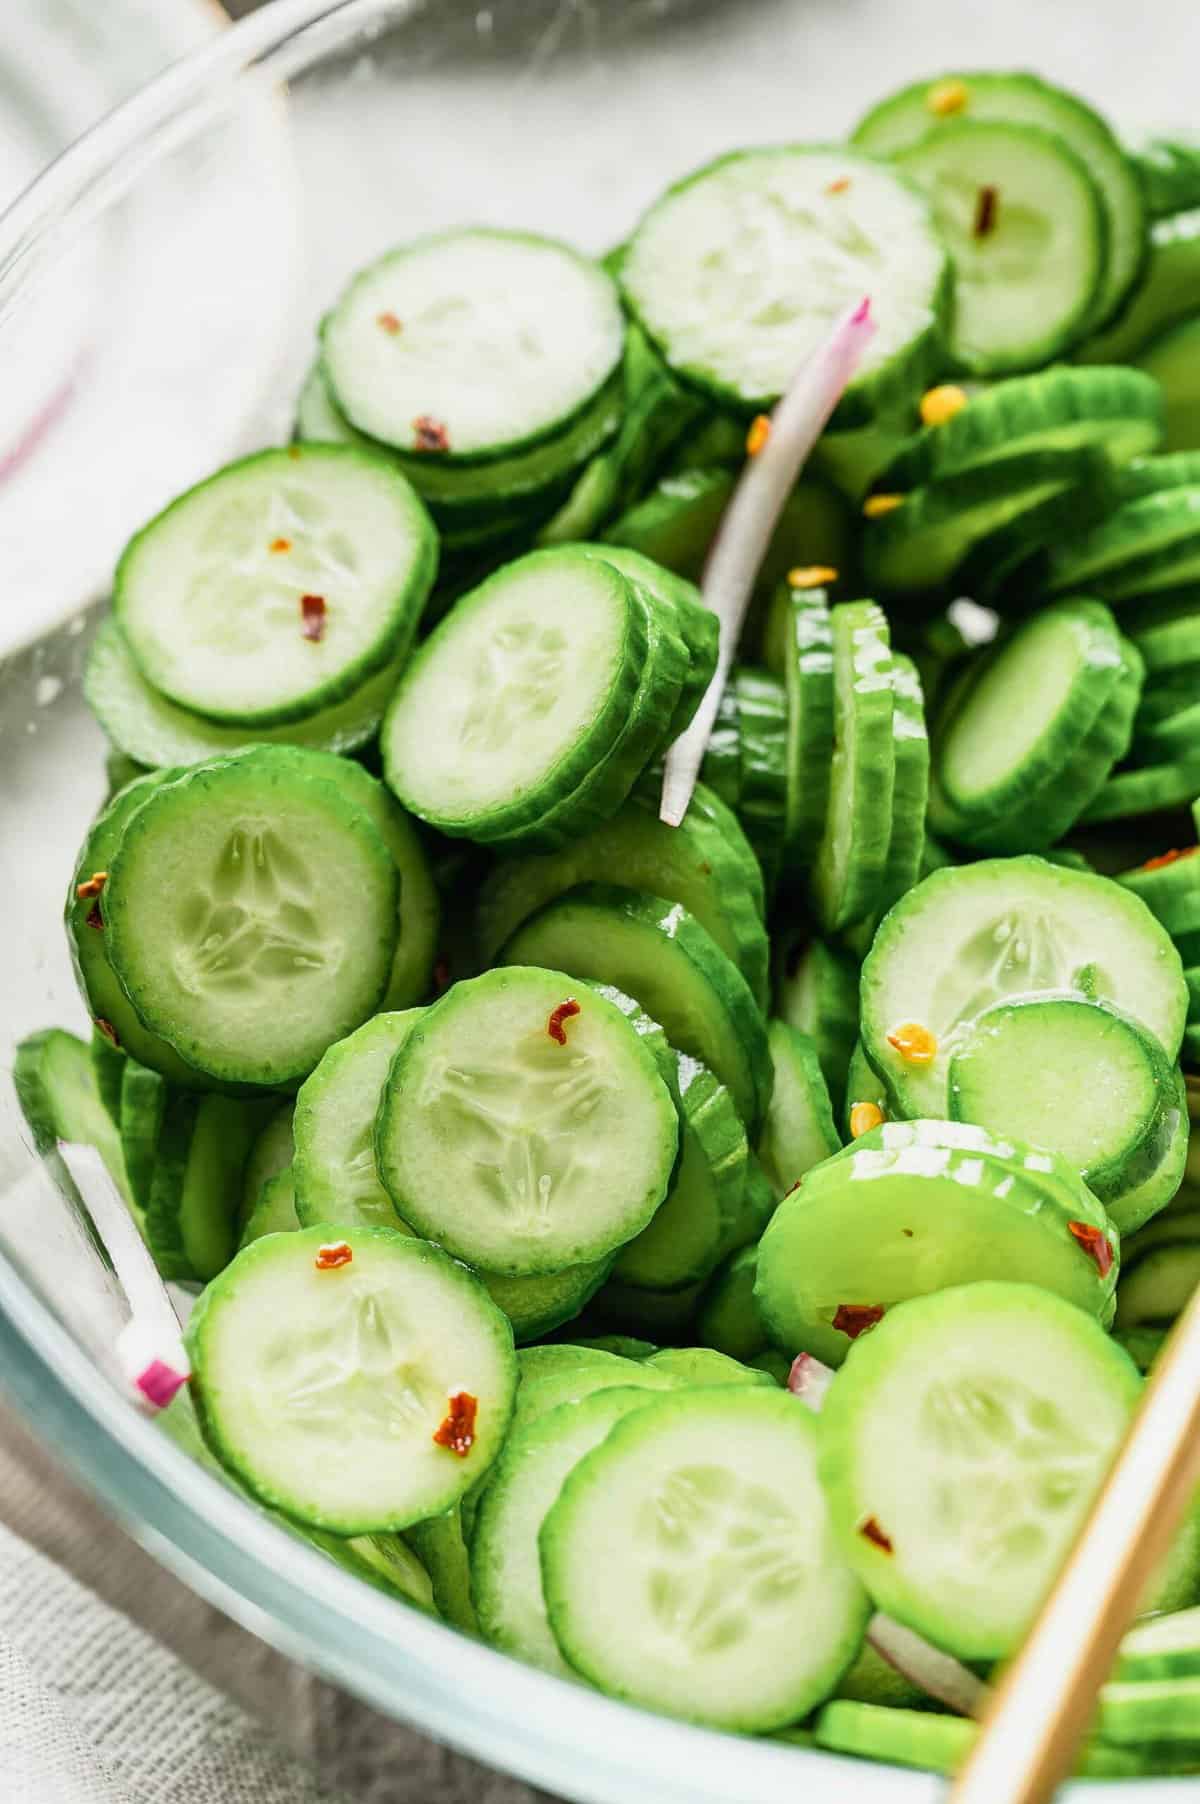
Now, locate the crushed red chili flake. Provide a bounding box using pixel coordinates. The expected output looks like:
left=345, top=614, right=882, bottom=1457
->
left=412, top=415, right=450, bottom=454
left=433, top=1391, right=478, bottom=1457
left=860, top=1516, right=894, bottom=1554
left=86, top=902, right=104, bottom=931
left=300, top=594, right=327, bottom=642
left=973, top=184, right=999, bottom=238
left=1067, top=1220, right=1114, bottom=1279
left=76, top=871, right=107, bottom=900
left=826, top=176, right=852, bottom=194
left=315, top=1241, right=353, bottom=1271
left=433, top=956, right=451, bottom=994
left=269, top=536, right=292, bottom=554
left=377, top=311, right=402, bottom=335
left=1142, top=847, right=1200, bottom=871
left=547, top=998, right=582, bottom=1045
left=95, top=1018, right=120, bottom=1047
left=833, top=1303, right=885, bottom=1340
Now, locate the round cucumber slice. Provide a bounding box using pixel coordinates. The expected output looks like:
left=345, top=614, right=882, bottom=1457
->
left=861, top=856, right=1187, bottom=1119
left=811, top=601, right=895, bottom=933
left=1134, top=315, right=1200, bottom=454
left=1080, top=209, right=1200, bottom=366
left=948, top=997, right=1177, bottom=1206
left=186, top=1226, right=517, bottom=1533
left=541, top=1387, right=870, bottom=1730
left=324, top=230, right=624, bottom=461
left=853, top=70, right=1146, bottom=331
left=239, top=1167, right=300, bottom=1248
left=115, top=447, right=436, bottom=728
left=894, top=118, right=1104, bottom=371
left=479, top=1259, right=613, bottom=1345
left=13, top=1029, right=132, bottom=1212
left=381, top=549, right=651, bottom=843
left=1047, top=485, right=1200, bottom=594
left=145, top=1092, right=271, bottom=1281
left=756, top=1119, right=1118, bottom=1367
left=818, top=1280, right=1142, bottom=1659
left=775, top=582, right=835, bottom=863
left=1098, top=1677, right=1200, bottom=1746
left=1118, top=1605, right=1200, bottom=1682
left=875, top=652, right=931, bottom=920
left=620, top=146, right=947, bottom=421
left=376, top=967, right=678, bottom=1275
left=104, top=748, right=399, bottom=1089
left=499, top=884, right=772, bottom=1138
left=293, top=1011, right=423, bottom=1233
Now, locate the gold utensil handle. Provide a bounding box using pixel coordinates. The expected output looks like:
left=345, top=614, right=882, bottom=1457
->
left=951, top=1282, right=1200, bottom=1804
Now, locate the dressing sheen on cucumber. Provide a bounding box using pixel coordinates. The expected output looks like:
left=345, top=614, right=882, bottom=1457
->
left=23, top=54, right=1200, bottom=1781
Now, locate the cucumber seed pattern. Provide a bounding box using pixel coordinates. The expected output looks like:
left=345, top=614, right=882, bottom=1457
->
left=185, top=483, right=362, bottom=654
left=921, top=1377, right=1105, bottom=1569
left=460, top=622, right=568, bottom=754
left=932, top=909, right=1079, bottom=1053
left=641, top=1465, right=808, bottom=1654
left=177, top=826, right=328, bottom=992
left=418, top=1027, right=610, bottom=1239
left=264, top=1284, right=437, bottom=1437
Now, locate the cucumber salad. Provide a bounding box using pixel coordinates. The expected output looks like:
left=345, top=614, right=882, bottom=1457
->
left=20, top=64, right=1200, bottom=1782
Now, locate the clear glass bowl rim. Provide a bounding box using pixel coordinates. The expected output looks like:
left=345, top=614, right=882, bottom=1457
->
left=0, top=3, right=1184, bottom=1796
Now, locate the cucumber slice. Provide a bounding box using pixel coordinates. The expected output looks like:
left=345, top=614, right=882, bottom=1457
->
left=1080, top=756, right=1200, bottom=825
left=293, top=1011, right=423, bottom=1233
left=1134, top=137, right=1200, bottom=219
left=854, top=71, right=1145, bottom=330
left=843, top=1040, right=891, bottom=1139
left=896, top=118, right=1104, bottom=370
left=115, top=447, right=435, bottom=728
left=119, top=1058, right=166, bottom=1215
left=884, top=368, right=1163, bottom=491
left=621, top=147, right=947, bottom=421
left=861, top=856, right=1187, bottom=1118
left=592, top=1276, right=706, bottom=1339
left=104, top=748, right=399, bottom=1089
left=930, top=600, right=1133, bottom=849
left=472, top=1385, right=676, bottom=1676
left=818, top=1280, right=1142, bottom=1658
left=1115, top=1327, right=1168, bottom=1372
left=644, top=1346, right=772, bottom=1388
left=1118, top=1605, right=1200, bottom=1681
left=776, top=582, right=835, bottom=862
left=1046, top=485, right=1200, bottom=594
left=613, top=1052, right=749, bottom=1292
left=499, top=884, right=772, bottom=1137
left=239, top=1167, right=300, bottom=1247
left=84, top=620, right=402, bottom=770
left=1134, top=316, right=1200, bottom=453
left=479, top=1260, right=613, bottom=1346
left=90, top=1026, right=125, bottom=1125
left=238, top=1102, right=294, bottom=1233
left=1116, top=1242, right=1200, bottom=1329
left=1119, top=846, right=1200, bottom=935
left=1098, top=1677, right=1200, bottom=1745
left=404, top=1506, right=477, bottom=1633
left=833, top=1643, right=925, bottom=1710
left=875, top=653, right=931, bottom=920
left=567, top=1336, right=658, bottom=1360
left=775, top=937, right=860, bottom=1113
left=756, top=1119, right=1118, bottom=1366
left=324, top=230, right=624, bottom=461
left=473, top=782, right=768, bottom=1011
left=541, top=1386, right=869, bottom=1729
left=376, top=967, right=678, bottom=1275
left=187, top=1226, right=516, bottom=1533
left=1105, top=1065, right=1190, bottom=1236
left=1080, top=209, right=1200, bottom=365
left=509, top=1349, right=679, bottom=1439
left=813, top=1700, right=1151, bottom=1778
left=381, top=550, right=660, bottom=845
left=812, top=601, right=895, bottom=932
left=728, top=667, right=788, bottom=880
left=579, top=543, right=718, bottom=742
left=696, top=1246, right=768, bottom=1363
left=145, top=1093, right=272, bottom=1281
left=948, top=997, right=1178, bottom=1207
left=604, top=466, right=732, bottom=584
left=13, top=1029, right=133, bottom=1210
left=757, top=1021, right=841, bottom=1200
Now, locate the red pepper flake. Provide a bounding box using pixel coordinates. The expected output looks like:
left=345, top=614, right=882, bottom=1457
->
left=859, top=1516, right=894, bottom=1554
left=1142, top=847, right=1200, bottom=871
left=76, top=870, right=107, bottom=900
left=745, top=414, right=771, bottom=457
left=95, top=1018, right=120, bottom=1047
left=433, top=1391, right=478, bottom=1457
left=547, top=998, right=581, bottom=1045
left=1068, top=1220, right=1114, bottom=1280
left=973, top=184, right=999, bottom=238
left=315, top=1240, right=353, bottom=1271
left=433, top=956, right=451, bottom=994
left=300, top=594, right=327, bottom=642
left=86, top=901, right=104, bottom=932
left=269, top=536, right=292, bottom=554
left=826, top=176, right=852, bottom=195
left=833, top=1303, right=885, bottom=1340
left=412, top=415, right=450, bottom=454
left=377, top=311, right=402, bottom=335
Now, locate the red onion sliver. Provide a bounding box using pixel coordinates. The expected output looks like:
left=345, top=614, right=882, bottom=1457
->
left=659, top=296, right=877, bottom=827
left=788, top=1351, right=835, bottom=1413
left=118, top=1318, right=190, bottom=1411
left=866, top=1612, right=992, bottom=1720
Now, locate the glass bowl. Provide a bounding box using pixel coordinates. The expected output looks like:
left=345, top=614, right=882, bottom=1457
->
left=1, top=2, right=1197, bottom=1797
